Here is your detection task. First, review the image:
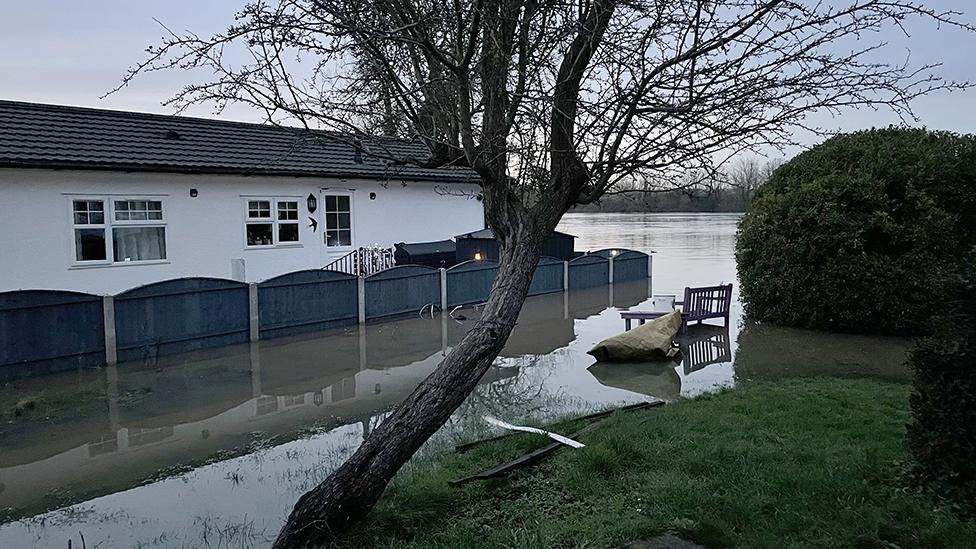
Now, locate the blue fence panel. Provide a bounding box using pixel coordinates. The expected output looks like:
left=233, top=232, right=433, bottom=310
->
left=0, top=290, right=105, bottom=374
left=612, top=250, right=649, bottom=282
left=365, top=265, right=440, bottom=320
left=568, top=254, right=610, bottom=290
left=446, top=260, right=498, bottom=306
left=258, top=270, right=358, bottom=339
left=114, top=278, right=249, bottom=362
left=528, top=256, right=565, bottom=296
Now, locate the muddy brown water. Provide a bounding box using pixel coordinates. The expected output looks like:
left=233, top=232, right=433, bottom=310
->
left=0, top=212, right=911, bottom=548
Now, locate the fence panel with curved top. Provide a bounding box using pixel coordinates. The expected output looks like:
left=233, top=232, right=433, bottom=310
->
left=258, top=270, right=358, bottom=339
left=611, top=250, right=650, bottom=282
left=0, top=290, right=105, bottom=376
left=114, top=278, right=250, bottom=362
left=568, top=254, right=610, bottom=289
left=365, top=265, right=440, bottom=320
left=528, top=256, right=565, bottom=296
left=447, top=260, right=499, bottom=306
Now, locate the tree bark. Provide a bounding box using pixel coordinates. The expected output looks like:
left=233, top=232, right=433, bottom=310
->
left=272, top=219, right=547, bottom=548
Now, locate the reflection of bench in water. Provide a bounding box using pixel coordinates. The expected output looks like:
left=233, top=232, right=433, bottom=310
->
left=677, top=324, right=732, bottom=375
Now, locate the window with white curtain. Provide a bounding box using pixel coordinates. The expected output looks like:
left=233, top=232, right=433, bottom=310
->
left=245, top=198, right=301, bottom=247
left=113, top=200, right=166, bottom=262
left=71, top=197, right=167, bottom=264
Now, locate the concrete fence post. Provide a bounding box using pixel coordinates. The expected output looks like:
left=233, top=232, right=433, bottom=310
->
left=647, top=254, right=654, bottom=297
left=608, top=255, right=615, bottom=284
left=357, top=276, right=367, bottom=324
left=439, top=268, right=448, bottom=312
left=563, top=261, right=570, bottom=291
left=248, top=283, right=260, bottom=342
left=102, top=295, right=117, bottom=365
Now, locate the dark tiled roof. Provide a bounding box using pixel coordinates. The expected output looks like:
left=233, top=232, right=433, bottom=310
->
left=0, top=100, right=478, bottom=183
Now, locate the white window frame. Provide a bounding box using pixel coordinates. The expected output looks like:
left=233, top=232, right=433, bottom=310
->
left=322, top=191, right=354, bottom=249
left=67, top=195, right=169, bottom=268
left=243, top=196, right=302, bottom=249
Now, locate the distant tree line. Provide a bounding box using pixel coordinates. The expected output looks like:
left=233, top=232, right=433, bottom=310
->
left=575, top=157, right=783, bottom=213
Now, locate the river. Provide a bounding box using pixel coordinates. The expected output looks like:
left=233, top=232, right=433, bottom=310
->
left=0, top=212, right=911, bottom=548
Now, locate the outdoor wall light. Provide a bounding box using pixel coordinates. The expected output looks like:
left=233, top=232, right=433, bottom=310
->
left=474, top=252, right=484, bottom=261
left=610, top=249, right=619, bottom=257
left=189, top=188, right=198, bottom=198
left=306, top=193, right=318, bottom=213
left=369, top=192, right=377, bottom=200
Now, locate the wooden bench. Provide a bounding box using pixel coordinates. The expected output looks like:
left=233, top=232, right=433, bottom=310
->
left=621, top=284, right=733, bottom=331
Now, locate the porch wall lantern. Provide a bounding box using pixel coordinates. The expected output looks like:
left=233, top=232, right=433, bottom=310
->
left=306, top=193, right=318, bottom=213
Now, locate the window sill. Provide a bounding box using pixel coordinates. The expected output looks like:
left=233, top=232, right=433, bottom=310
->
left=244, top=243, right=304, bottom=250
left=69, top=260, right=171, bottom=270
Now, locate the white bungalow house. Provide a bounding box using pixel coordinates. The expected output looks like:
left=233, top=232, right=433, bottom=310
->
left=0, top=100, right=484, bottom=294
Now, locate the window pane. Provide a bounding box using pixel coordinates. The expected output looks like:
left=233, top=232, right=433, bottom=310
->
left=73, top=200, right=104, bottom=225
left=278, top=201, right=298, bottom=220
left=113, top=227, right=166, bottom=261
left=247, top=223, right=274, bottom=246
left=278, top=223, right=299, bottom=243
left=338, top=213, right=350, bottom=230
left=326, top=212, right=338, bottom=230
left=338, top=230, right=352, bottom=247
left=325, top=195, right=337, bottom=211
left=115, top=200, right=163, bottom=222
left=248, top=200, right=271, bottom=219
left=75, top=229, right=106, bottom=261
left=337, top=195, right=350, bottom=212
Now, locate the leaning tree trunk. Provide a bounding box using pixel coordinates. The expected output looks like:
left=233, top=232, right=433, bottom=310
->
left=272, top=221, right=548, bottom=548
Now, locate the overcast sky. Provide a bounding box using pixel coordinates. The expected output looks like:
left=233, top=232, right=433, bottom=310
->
left=1, top=0, right=974, bottom=151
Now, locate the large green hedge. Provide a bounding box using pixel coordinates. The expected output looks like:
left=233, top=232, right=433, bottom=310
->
left=736, top=128, right=976, bottom=335
left=908, top=250, right=976, bottom=517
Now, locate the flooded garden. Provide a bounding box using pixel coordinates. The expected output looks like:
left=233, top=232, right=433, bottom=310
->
left=0, top=212, right=912, bottom=548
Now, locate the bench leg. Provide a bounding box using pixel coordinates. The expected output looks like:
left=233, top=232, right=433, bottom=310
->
left=625, top=318, right=632, bottom=331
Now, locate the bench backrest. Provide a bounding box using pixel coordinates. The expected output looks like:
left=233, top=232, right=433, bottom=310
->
left=682, top=284, right=733, bottom=320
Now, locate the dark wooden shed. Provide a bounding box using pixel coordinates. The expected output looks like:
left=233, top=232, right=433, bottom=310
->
left=454, top=228, right=576, bottom=262
left=394, top=239, right=458, bottom=268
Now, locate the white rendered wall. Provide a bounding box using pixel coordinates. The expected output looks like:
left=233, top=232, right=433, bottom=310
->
left=0, top=169, right=484, bottom=294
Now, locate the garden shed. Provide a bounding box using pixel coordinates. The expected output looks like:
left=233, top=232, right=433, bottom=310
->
left=454, top=228, right=576, bottom=262
left=394, top=239, right=458, bottom=268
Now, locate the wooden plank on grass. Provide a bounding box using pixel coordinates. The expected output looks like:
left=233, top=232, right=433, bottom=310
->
left=449, top=401, right=665, bottom=485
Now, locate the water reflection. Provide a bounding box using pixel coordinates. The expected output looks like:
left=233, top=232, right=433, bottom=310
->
left=586, top=323, right=733, bottom=401
left=0, top=282, right=647, bottom=521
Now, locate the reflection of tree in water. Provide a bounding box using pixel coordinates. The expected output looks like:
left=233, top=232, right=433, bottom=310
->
left=444, top=350, right=590, bottom=443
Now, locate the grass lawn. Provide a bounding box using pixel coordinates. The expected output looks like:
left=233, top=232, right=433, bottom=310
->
left=338, top=378, right=976, bottom=548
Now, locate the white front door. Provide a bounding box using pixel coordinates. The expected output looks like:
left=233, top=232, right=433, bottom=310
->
left=320, top=190, right=355, bottom=267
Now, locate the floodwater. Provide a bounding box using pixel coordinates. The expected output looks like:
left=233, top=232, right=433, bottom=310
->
left=0, top=212, right=912, bottom=548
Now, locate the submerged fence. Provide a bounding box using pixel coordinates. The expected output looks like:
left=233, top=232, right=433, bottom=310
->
left=0, top=250, right=651, bottom=373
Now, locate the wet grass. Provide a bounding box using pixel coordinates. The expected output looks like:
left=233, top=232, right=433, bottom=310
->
left=338, top=378, right=976, bottom=548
